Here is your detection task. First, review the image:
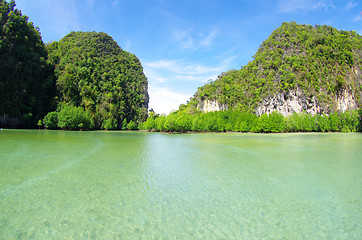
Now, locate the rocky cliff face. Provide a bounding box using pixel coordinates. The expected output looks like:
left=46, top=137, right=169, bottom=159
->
left=197, top=90, right=358, bottom=116
left=336, top=90, right=358, bottom=112
left=197, top=99, right=228, bottom=112
left=254, top=89, right=357, bottom=116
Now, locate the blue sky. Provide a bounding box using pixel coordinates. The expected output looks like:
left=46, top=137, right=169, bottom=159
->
left=16, top=0, right=362, bottom=114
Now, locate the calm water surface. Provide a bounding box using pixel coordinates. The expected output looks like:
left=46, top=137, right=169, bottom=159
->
left=0, top=130, right=361, bottom=239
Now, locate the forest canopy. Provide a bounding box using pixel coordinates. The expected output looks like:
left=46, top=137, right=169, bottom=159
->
left=44, top=31, right=149, bottom=130
left=0, top=0, right=55, bottom=128
left=0, top=0, right=149, bottom=129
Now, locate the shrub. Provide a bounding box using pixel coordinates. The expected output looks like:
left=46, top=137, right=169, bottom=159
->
left=43, top=111, right=58, bottom=129
left=57, top=104, right=93, bottom=130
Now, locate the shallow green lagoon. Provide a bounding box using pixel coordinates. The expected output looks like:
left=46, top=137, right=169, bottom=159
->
left=0, top=130, right=361, bottom=239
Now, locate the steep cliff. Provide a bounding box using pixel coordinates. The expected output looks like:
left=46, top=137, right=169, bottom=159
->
left=188, top=22, right=362, bottom=115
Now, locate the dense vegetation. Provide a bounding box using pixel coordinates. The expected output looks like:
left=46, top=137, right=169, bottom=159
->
left=42, top=31, right=149, bottom=130
left=140, top=109, right=362, bottom=133
left=0, top=1, right=149, bottom=130
left=146, top=22, right=361, bottom=134
left=0, top=0, right=55, bottom=128
left=1, top=3, right=361, bottom=134
left=187, top=22, right=362, bottom=114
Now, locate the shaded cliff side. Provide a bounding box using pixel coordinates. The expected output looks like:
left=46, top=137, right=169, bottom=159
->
left=0, top=0, right=55, bottom=128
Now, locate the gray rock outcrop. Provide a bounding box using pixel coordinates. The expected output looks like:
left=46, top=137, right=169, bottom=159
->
left=255, top=89, right=357, bottom=116
left=197, top=99, right=228, bottom=112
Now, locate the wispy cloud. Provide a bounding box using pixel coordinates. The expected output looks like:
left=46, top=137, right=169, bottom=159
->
left=122, top=38, right=132, bottom=52
left=354, top=11, right=362, bottom=21
left=112, top=0, right=120, bottom=7
left=143, top=67, right=168, bottom=84
left=172, top=28, right=195, bottom=49
left=145, top=59, right=224, bottom=77
left=172, top=27, right=219, bottom=50
left=345, top=1, right=357, bottom=11
left=278, top=0, right=335, bottom=13
left=200, top=30, right=218, bottom=47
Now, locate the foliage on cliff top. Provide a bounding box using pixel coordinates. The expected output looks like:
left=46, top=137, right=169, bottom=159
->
left=0, top=0, right=55, bottom=128
left=46, top=31, right=149, bottom=129
left=189, top=22, right=362, bottom=113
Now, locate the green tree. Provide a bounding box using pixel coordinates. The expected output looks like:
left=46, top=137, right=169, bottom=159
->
left=56, top=103, right=93, bottom=130
left=43, top=111, right=58, bottom=129
left=0, top=0, right=55, bottom=128
left=122, top=118, right=128, bottom=130
left=126, top=120, right=138, bottom=130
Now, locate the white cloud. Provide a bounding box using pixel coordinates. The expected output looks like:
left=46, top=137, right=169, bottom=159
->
left=172, top=27, right=219, bottom=50
left=200, top=30, right=218, bottom=47
left=172, top=29, right=195, bottom=49
left=145, top=60, right=176, bottom=69
left=143, top=58, right=237, bottom=114
left=173, top=29, right=189, bottom=41
left=112, top=1, right=120, bottom=7
left=143, top=67, right=168, bottom=84
left=148, top=87, right=191, bottom=114
left=354, top=13, right=362, bottom=21
left=122, top=39, right=131, bottom=52
left=278, top=0, right=335, bottom=13
left=345, top=1, right=357, bottom=11
left=144, top=59, right=224, bottom=77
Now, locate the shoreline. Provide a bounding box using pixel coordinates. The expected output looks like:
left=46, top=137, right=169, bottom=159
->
left=1, top=128, right=361, bottom=134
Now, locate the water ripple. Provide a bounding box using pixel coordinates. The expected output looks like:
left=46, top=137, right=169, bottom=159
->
left=0, top=139, right=103, bottom=197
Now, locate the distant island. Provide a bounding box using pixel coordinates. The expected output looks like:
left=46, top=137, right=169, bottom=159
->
left=0, top=1, right=148, bottom=130
left=0, top=1, right=361, bottom=132
left=142, top=22, right=362, bottom=133
left=42, top=31, right=149, bottom=130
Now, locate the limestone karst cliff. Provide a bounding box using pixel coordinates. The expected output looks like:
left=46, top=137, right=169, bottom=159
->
left=187, top=22, right=361, bottom=115
left=43, top=31, right=149, bottom=130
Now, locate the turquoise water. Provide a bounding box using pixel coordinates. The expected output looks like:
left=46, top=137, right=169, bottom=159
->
left=0, top=130, right=361, bottom=239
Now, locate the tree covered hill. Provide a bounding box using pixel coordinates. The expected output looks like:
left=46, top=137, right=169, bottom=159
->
left=0, top=0, right=149, bottom=129
left=187, top=22, right=362, bottom=115
left=45, top=32, right=149, bottom=130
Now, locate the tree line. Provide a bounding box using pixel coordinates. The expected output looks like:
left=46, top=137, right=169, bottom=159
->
left=138, top=110, right=361, bottom=133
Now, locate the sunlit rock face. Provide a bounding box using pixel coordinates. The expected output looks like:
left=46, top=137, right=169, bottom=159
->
left=336, top=90, right=357, bottom=112
left=255, top=89, right=357, bottom=117
left=197, top=89, right=358, bottom=116
left=197, top=99, right=228, bottom=112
